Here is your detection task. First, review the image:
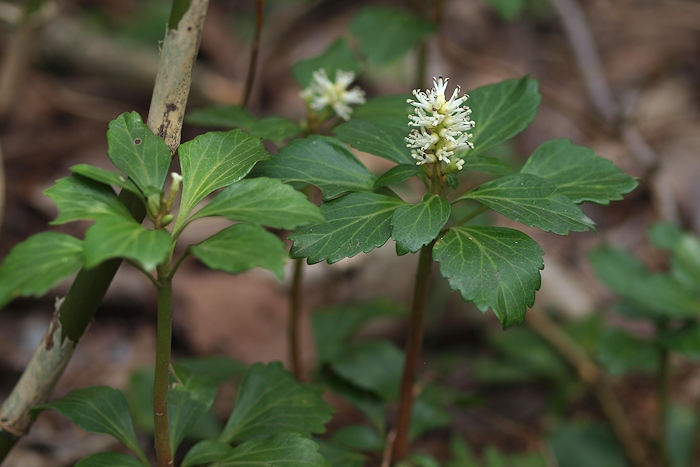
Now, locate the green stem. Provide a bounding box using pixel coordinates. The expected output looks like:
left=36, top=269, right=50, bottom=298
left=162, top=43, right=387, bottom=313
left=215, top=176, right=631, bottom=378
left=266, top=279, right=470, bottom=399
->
left=0, top=431, right=16, bottom=461
left=153, top=267, right=173, bottom=467
left=391, top=240, right=435, bottom=462
left=658, top=339, right=671, bottom=466
left=125, top=259, right=160, bottom=288
left=289, top=257, right=305, bottom=380
left=690, top=391, right=700, bottom=464
left=242, top=0, right=264, bottom=108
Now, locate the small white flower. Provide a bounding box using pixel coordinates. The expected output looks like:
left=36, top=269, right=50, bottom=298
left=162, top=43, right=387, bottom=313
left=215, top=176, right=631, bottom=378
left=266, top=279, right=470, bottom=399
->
left=300, top=69, right=366, bottom=120
left=166, top=172, right=183, bottom=211
left=406, top=76, right=475, bottom=171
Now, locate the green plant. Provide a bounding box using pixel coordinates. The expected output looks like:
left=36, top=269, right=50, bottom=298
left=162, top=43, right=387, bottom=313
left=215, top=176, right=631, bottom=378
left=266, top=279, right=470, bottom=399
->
left=0, top=2, right=640, bottom=466
left=589, top=222, right=700, bottom=467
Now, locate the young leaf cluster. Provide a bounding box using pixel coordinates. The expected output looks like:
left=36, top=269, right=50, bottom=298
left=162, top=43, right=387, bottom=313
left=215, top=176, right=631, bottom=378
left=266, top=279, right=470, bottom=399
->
left=35, top=362, right=334, bottom=465
left=0, top=111, right=324, bottom=306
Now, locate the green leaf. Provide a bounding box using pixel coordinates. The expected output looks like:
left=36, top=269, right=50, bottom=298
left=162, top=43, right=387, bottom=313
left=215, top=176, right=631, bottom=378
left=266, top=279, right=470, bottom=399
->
left=459, top=173, right=595, bottom=234
left=335, top=94, right=415, bottom=165
left=334, top=119, right=414, bottom=165
left=482, top=446, right=546, bottom=467
left=332, top=424, right=383, bottom=451
left=648, top=222, right=684, bottom=252
left=433, top=226, right=544, bottom=328
left=214, top=434, right=329, bottom=467
left=83, top=217, right=171, bottom=271
left=289, top=193, right=405, bottom=264
left=293, top=38, right=361, bottom=87
left=391, top=194, right=451, bottom=253
left=672, top=234, right=700, bottom=294
left=182, top=440, right=234, bottom=467
left=351, top=94, right=413, bottom=129
left=186, top=104, right=255, bottom=128
left=665, top=403, right=696, bottom=467
left=481, top=0, right=527, bottom=20
left=70, top=164, right=142, bottom=198
left=219, top=362, right=334, bottom=443
left=548, top=421, right=627, bottom=467
left=190, top=224, right=288, bottom=280
left=589, top=246, right=700, bottom=318
left=474, top=326, right=571, bottom=385
left=177, top=129, right=270, bottom=223
left=175, top=356, right=247, bottom=386
left=255, top=135, right=376, bottom=201
left=410, top=386, right=451, bottom=441
left=36, top=386, right=145, bottom=459
left=126, top=368, right=155, bottom=432
left=0, top=232, right=83, bottom=307
left=312, top=300, right=406, bottom=363
left=189, top=178, right=324, bottom=229
left=403, top=454, right=441, bottom=467
left=107, top=111, right=171, bottom=193
left=249, top=117, right=301, bottom=141
left=520, top=139, right=638, bottom=204
left=317, top=368, right=387, bottom=433
left=169, top=374, right=218, bottom=454
left=329, top=340, right=404, bottom=401
left=648, top=224, right=700, bottom=295
left=45, top=175, right=132, bottom=225
left=461, top=155, right=515, bottom=176
left=375, top=164, right=422, bottom=188
left=447, top=436, right=480, bottom=467
left=660, top=324, right=700, bottom=359
left=596, top=328, right=659, bottom=375
left=317, top=440, right=369, bottom=467
left=350, top=6, right=436, bottom=65
left=75, top=453, right=145, bottom=467
left=185, top=106, right=301, bottom=141
left=467, top=77, right=541, bottom=157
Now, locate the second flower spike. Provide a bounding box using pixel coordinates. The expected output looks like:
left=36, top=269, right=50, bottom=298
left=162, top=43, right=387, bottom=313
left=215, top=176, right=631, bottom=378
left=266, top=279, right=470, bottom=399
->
left=300, top=69, right=366, bottom=121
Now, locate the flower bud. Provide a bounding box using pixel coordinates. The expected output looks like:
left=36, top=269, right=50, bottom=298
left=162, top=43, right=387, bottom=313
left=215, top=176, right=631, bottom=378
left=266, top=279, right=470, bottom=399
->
left=147, top=193, right=161, bottom=218
left=161, top=214, right=174, bottom=226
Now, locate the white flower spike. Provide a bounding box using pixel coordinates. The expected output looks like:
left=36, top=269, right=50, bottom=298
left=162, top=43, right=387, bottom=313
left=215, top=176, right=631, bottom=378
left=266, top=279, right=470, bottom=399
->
left=406, top=76, right=475, bottom=171
left=300, top=69, right=366, bottom=120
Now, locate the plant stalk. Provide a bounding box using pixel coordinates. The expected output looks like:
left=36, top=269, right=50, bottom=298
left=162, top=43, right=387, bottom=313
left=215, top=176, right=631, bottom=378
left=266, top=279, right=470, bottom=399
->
left=658, top=341, right=671, bottom=467
left=242, top=0, right=264, bottom=108
left=391, top=240, right=435, bottom=462
left=289, top=257, right=305, bottom=380
left=690, top=390, right=700, bottom=465
left=154, top=268, right=174, bottom=466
